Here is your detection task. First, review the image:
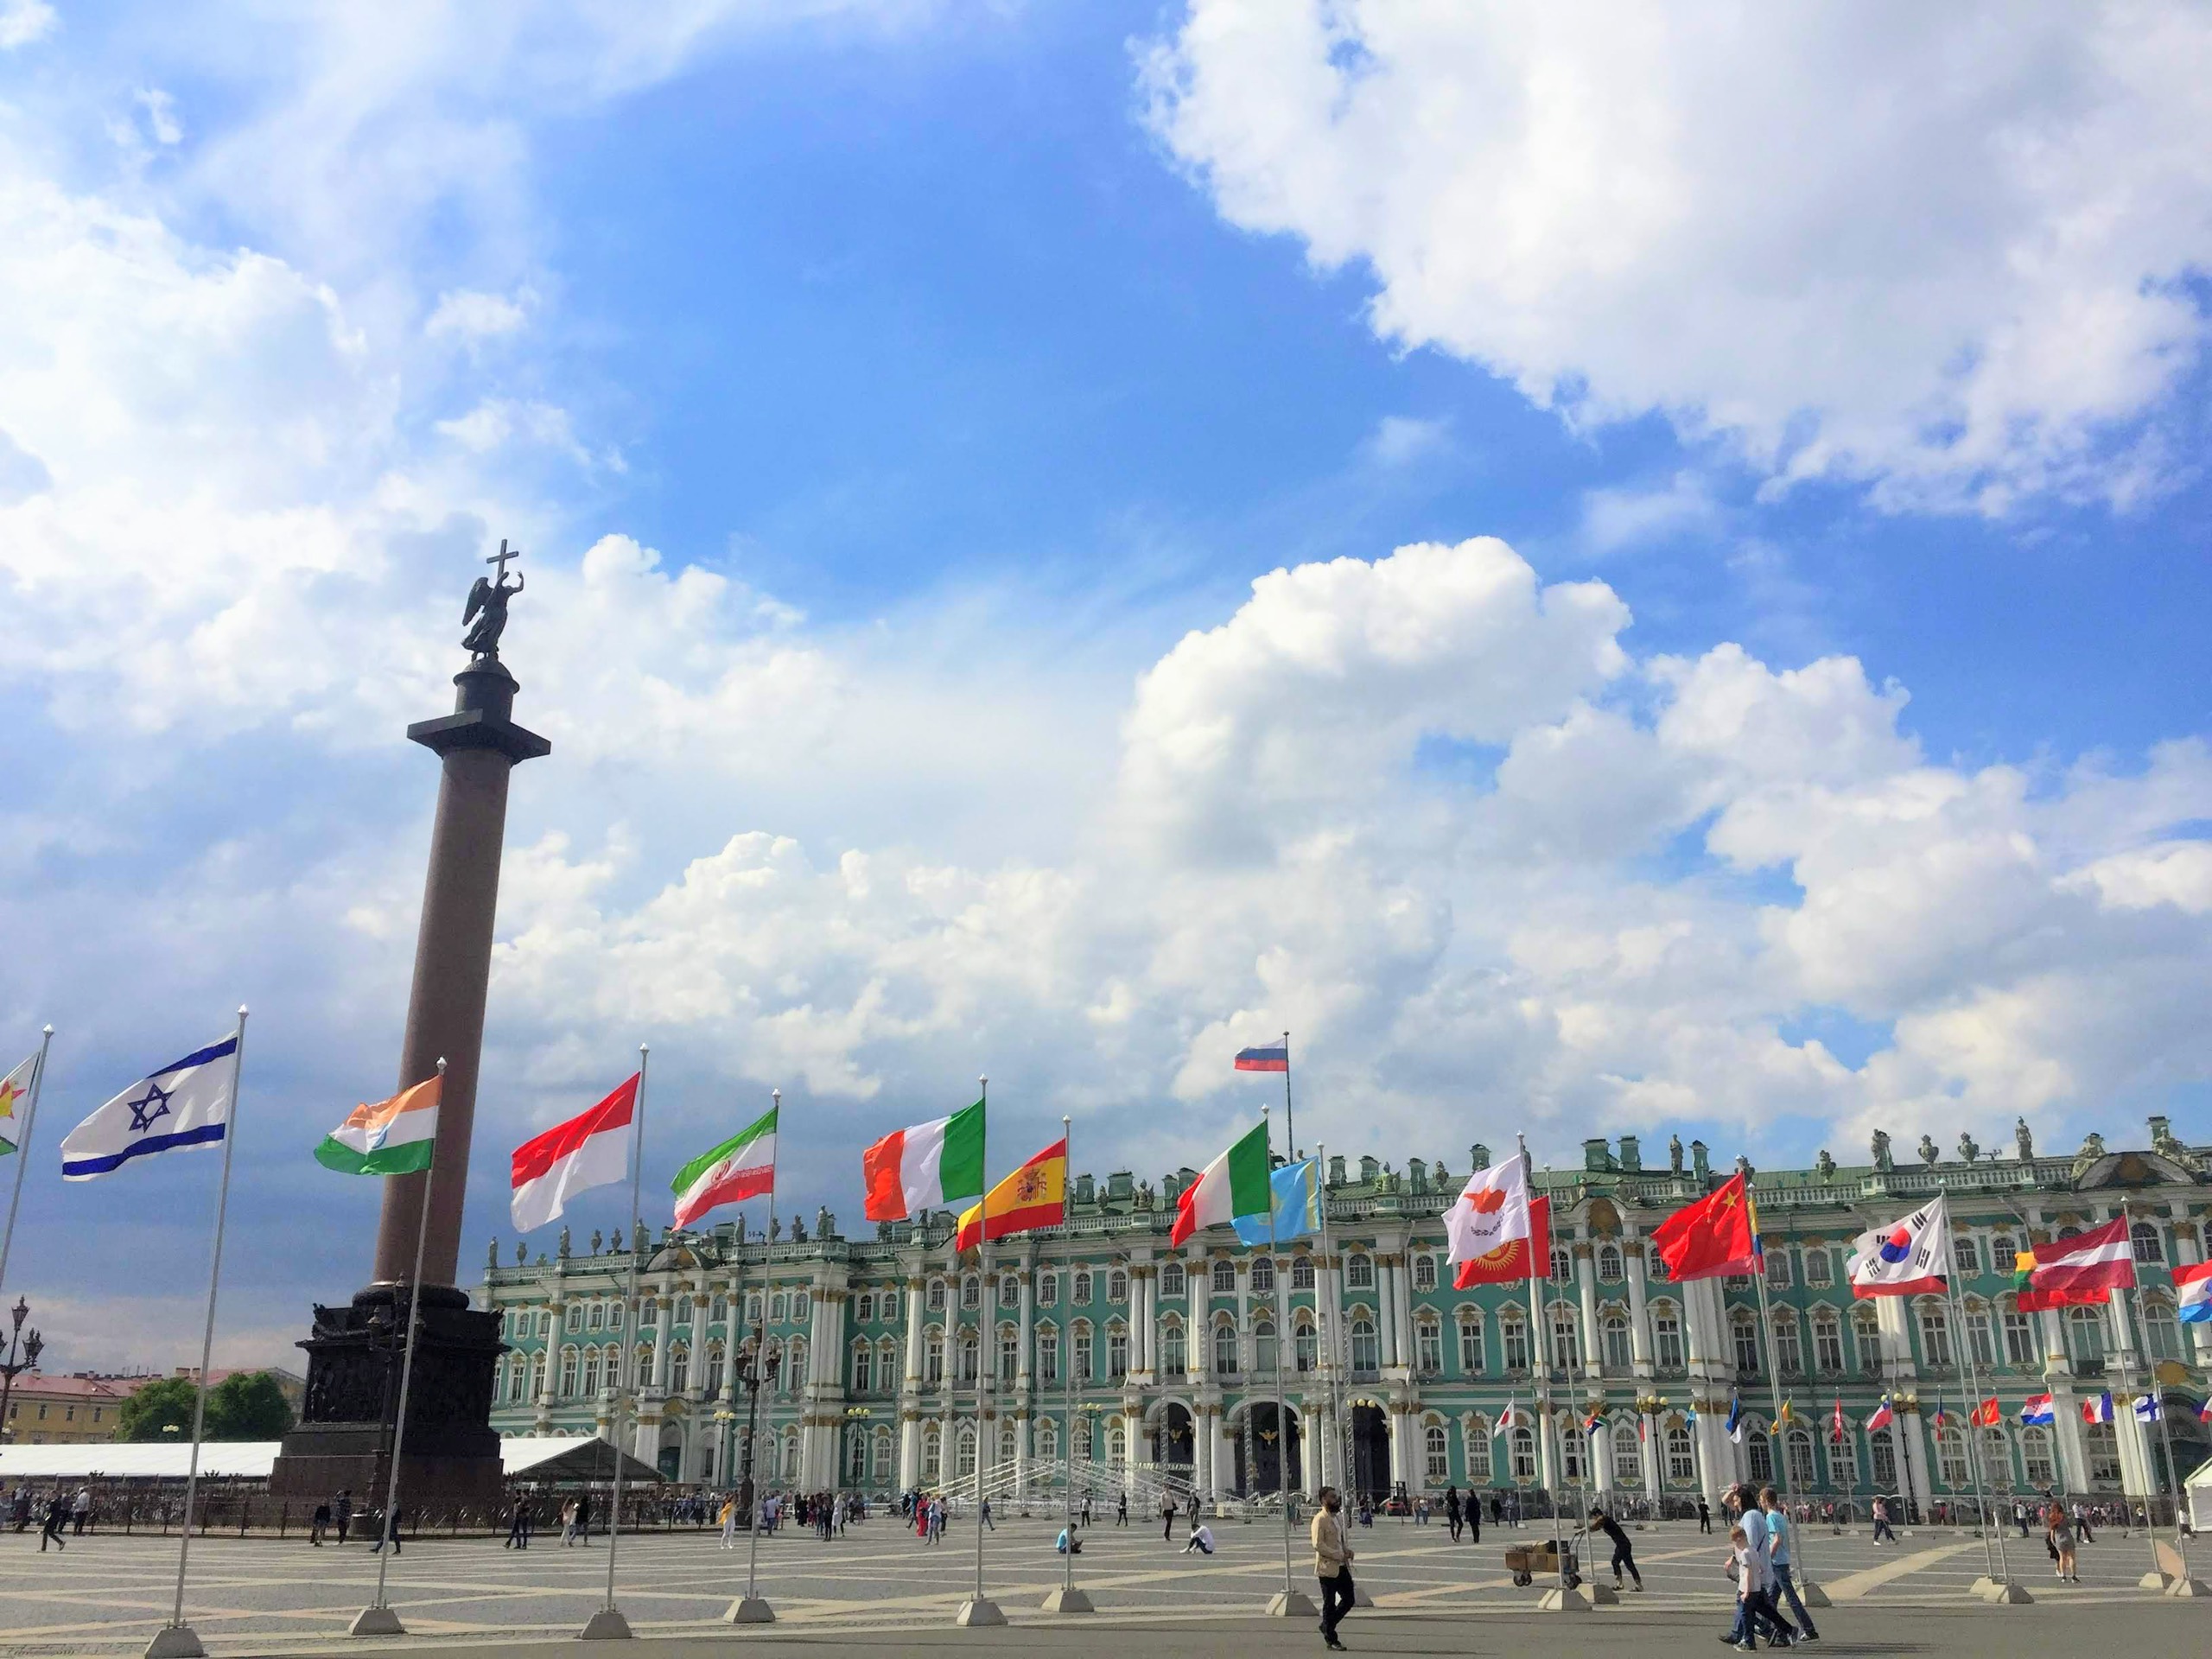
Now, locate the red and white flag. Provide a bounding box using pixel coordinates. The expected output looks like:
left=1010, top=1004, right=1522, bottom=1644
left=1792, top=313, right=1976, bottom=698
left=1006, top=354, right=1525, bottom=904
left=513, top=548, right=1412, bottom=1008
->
left=1845, top=1196, right=1950, bottom=1297
left=1445, top=1151, right=1534, bottom=1268
left=2022, top=1215, right=2135, bottom=1303
left=511, top=1074, right=638, bottom=1232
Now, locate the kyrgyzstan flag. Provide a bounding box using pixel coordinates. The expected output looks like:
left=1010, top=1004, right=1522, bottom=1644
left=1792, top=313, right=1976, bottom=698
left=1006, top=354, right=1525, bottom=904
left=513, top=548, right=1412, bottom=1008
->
left=1650, top=1171, right=1760, bottom=1282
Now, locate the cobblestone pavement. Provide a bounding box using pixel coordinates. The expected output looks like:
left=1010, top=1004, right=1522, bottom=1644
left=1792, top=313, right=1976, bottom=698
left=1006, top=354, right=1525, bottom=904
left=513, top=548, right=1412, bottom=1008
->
left=0, top=1514, right=2201, bottom=1655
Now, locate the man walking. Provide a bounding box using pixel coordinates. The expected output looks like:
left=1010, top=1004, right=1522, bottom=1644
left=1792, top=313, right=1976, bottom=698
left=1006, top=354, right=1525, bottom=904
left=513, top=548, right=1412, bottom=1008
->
left=1870, top=1495, right=1895, bottom=1545
left=1116, top=1492, right=1128, bottom=1527
left=1161, top=1493, right=1178, bottom=1541
left=1587, top=1505, right=1643, bottom=1592
left=1697, top=1493, right=1713, bottom=1535
left=40, top=1493, right=67, bottom=1551
left=334, top=1490, right=353, bottom=1545
left=310, top=1498, right=331, bottom=1546
left=1312, top=1485, right=1356, bottom=1653
left=1760, top=1488, right=1817, bottom=1640
left=70, top=1485, right=91, bottom=1536
left=370, top=1506, right=403, bottom=1556
left=504, top=1497, right=531, bottom=1549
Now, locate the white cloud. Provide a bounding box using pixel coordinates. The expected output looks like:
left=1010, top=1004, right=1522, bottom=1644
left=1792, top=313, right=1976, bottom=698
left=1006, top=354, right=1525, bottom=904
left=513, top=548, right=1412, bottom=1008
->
left=1580, top=471, right=1718, bottom=554
left=1363, top=412, right=1448, bottom=466
left=136, top=88, right=184, bottom=146
left=426, top=286, right=531, bottom=342
left=0, top=0, right=54, bottom=51
left=1141, top=2, right=2212, bottom=512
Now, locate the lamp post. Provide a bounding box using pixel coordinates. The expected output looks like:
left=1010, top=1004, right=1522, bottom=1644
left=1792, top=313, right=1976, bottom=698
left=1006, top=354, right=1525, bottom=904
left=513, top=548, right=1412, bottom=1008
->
left=724, top=1342, right=780, bottom=1624
left=0, top=1298, right=41, bottom=1446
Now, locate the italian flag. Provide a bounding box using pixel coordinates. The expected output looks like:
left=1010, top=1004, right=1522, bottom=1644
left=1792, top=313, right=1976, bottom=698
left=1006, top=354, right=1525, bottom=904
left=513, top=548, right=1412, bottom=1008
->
left=315, top=1075, right=441, bottom=1176
left=671, top=1103, right=778, bottom=1227
left=862, top=1100, right=985, bottom=1221
left=1170, top=1120, right=1272, bottom=1246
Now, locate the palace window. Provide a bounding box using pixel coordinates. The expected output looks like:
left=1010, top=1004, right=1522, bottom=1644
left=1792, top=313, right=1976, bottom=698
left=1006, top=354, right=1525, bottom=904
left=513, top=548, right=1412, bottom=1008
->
left=1039, top=1327, right=1060, bottom=1384
left=1870, top=1436, right=1897, bottom=1493
left=1665, top=1423, right=1695, bottom=1484
left=2002, top=1306, right=2037, bottom=1367
left=588, top=1303, right=605, bottom=1331
left=771, top=1293, right=787, bottom=1322
left=1039, top=1273, right=1058, bottom=1306
left=1072, top=1270, right=1093, bottom=1303
left=1980, top=1427, right=2014, bottom=1491
left=1652, top=1308, right=1684, bottom=1372
left=1459, top=1316, right=1484, bottom=1375
left=1108, top=1268, right=1128, bottom=1301
left=1252, top=1257, right=1276, bottom=1294
left=1412, top=1255, right=1436, bottom=1292
left=1966, top=1305, right=1996, bottom=1370
left=2145, top=1299, right=2181, bottom=1361
left=1953, top=1236, right=1980, bottom=1275
left=1732, top=1314, right=1762, bottom=1375
left=566, top=1303, right=582, bottom=1331
left=1415, top=1319, right=1441, bottom=1374
left=962, top=1275, right=981, bottom=1310
left=1853, top=1309, right=1883, bottom=1376
left=1295, top=1317, right=1318, bottom=1373
left=641, top=1303, right=659, bottom=1328
left=1550, top=1306, right=1581, bottom=1371
left=1560, top=1423, right=1585, bottom=1483
left=1772, top=1314, right=1802, bottom=1376
left=1035, top=1419, right=1058, bottom=1461
left=923, top=1425, right=942, bottom=1482
left=1829, top=1432, right=1858, bottom=1488
left=2085, top=1422, right=2121, bottom=1485
left=1349, top=1317, right=1379, bottom=1373
left=925, top=1330, right=944, bottom=1383
left=2132, top=1223, right=2164, bottom=1264
left=1785, top=1429, right=1816, bottom=1491
left=1160, top=1322, right=1186, bottom=1376
left=958, top=1331, right=980, bottom=1384
left=1803, top=1249, right=1833, bottom=1287
left=1509, top=1427, right=1537, bottom=1483
left=1346, top=1255, right=1374, bottom=1290
left=1597, top=1243, right=1624, bottom=1282
left=1746, top=1433, right=1772, bottom=1485
left=1215, top=1323, right=1240, bottom=1374
left=583, top=1348, right=603, bottom=1395
left=1764, top=1250, right=1792, bottom=1290
left=1076, top=1325, right=1095, bottom=1382
left=1255, top=1316, right=1278, bottom=1375
left=2066, top=1304, right=2110, bottom=1365
left=1612, top=1427, right=1641, bottom=1486
left=1000, top=1332, right=1020, bottom=1382
left=1465, top=1421, right=1494, bottom=1482
left=559, top=1348, right=579, bottom=1397
left=1213, top=1259, right=1236, bottom=1293
left=1602, top=1312, right=1632, bottom=1370
left=1292, top=1256, right=1316, bottom=1291
left=1813, top=1313, right=1843, bottom=1374
left=1989, top=1233, right=2017, bottom=1268
left=1916, top=1304, right=1953, bottom=1368
left=1425, top=1424, right=1449, bottom=1484
left=928, top=1280, right=947, bottom=1313
left=1502, top=1314, right=1530, bottom=1373
left=2021, top=1427, right=2056, bottom=1489
left=1000, top=1275, right=1020, bottom=1307
left=670, top=1345, right=689, bottom=1393
left=1160, top=1262, right=1185, bottom=1297
left=1550, top=1246, right=1573, bottom=1283
left=785, top=1338, right=806, bottom=1389
left=1107, top=1327, right=1129, bottom=1380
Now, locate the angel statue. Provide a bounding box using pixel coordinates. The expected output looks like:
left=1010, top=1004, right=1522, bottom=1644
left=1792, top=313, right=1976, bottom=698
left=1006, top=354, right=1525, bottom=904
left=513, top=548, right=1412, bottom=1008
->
left=462, top=539, right=525, bottom=658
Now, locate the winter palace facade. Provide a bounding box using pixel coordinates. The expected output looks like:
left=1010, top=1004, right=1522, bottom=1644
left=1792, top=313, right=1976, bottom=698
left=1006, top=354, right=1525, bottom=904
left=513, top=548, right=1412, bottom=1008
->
left=481, top=1120, right=2212, bottom=1510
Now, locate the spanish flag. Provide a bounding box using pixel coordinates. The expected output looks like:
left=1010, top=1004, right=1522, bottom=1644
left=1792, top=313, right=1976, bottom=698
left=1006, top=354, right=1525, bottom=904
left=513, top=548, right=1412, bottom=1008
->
left=956, top=1136, right=1068, bottom=1252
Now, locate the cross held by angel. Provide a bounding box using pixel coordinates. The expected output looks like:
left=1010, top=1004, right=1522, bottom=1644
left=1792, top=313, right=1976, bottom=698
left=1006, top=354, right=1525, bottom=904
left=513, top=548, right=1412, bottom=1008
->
left=462, top=539, right=525, bottom=658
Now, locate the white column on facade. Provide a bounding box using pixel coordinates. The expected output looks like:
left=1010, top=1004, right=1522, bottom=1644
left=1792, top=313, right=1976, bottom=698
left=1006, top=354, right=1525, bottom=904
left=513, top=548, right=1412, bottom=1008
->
left=1017, top=1252, right=1035, bottom=1389
left=650, top=1292, right=674, bottom=1389
left=1192, top=1255, right=1211, bottom=1380
left=1625, top=1242, right=1653, bottom=1374
left=1391, top=1251, right=1415, bottom=1367
left=1134, top=1266, right=1152, bottom=1378
left=1210, top=1410, right=1232, bottom=1500
left=1592, top=1421, right=1615, bottom=1493
left=1575, top=1243, right=1601, bottom=1381
left=899, top=1266, right=925, bottom=1488
left=1897, top=1408, right=1934, bottom=1513
left=1377, top=1258, right=1400, bottom=1370
left=2105, top=1280, right=2154, bottom=1497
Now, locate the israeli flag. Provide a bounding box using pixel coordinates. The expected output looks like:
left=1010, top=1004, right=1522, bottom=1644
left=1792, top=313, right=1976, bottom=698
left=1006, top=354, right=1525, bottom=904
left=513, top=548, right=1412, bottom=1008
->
left=60, top=1035, right=238, bottom=1179
left=1232, top=1157, right=1323, bottom=1247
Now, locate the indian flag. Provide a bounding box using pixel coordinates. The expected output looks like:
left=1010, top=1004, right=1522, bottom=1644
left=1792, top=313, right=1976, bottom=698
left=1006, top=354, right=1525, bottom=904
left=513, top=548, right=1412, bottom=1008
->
left=315, top=1076, right=441, bottom=1175
left=1169, top=1120, right=1272, bottom=1247
left=861, top=1099, right=986, bottom=1221
left=0, top=1052, right=36, bottom=1156
left=672, top=1104, right=778, bottom=1227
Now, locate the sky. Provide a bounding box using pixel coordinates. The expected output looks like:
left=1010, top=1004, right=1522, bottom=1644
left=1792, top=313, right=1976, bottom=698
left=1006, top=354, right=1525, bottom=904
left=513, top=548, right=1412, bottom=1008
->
left=1, top=0, right=2209, bottom=1374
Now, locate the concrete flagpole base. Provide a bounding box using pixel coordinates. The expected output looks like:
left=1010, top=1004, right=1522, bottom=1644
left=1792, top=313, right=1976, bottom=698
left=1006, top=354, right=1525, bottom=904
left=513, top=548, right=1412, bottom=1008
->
left=2138, top=1570, right=2174, bottom=1591
left=955, top=1599, right=1006, bottom=1627
left=347, top=1606, right=408, bottom=1637
left=578, top=1608, right=634, bottom=1640
left=1580, top=1580, right=1620, bottom=1606
left=1266, top=1590, right=1318, bottom=1617
left=1979, top=1579, right=2033, bottom=1604
left=725, top=1597, right=775, bottom=1624
left=2165, top=1576, right=2209, bottom=1598
left=1040, top=1587, right=1095, bottom=1613
left=1352, top=1585, right=1376, bottom=1608
left=1800, top=1580, right=1832, bottom=1608
left=1536, top=1586, right=1588, bottom=1612
left=143, top=1627, right=207, bottom=1659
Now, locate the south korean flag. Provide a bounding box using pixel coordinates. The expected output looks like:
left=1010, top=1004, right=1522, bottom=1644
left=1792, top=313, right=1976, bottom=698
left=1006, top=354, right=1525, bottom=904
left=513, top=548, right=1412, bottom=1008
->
left=1845, top=1194, right=1952, bottom=1297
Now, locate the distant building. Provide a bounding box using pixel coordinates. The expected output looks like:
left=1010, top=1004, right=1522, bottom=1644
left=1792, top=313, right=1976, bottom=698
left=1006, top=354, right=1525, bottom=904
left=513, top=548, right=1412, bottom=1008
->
left=481, top=1120, right=2210, bottom=1510
left=2, top=1375, right=130, bottom=1444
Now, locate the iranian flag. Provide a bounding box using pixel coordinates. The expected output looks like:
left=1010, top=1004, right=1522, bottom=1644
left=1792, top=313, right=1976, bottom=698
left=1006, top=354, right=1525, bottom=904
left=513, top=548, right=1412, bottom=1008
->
left=671, top=1103, right=777, bottom=1227
left=315, top=1075, right=441, bottom=1176
left=1170, top=1120, right=1271, bottom=1247
left=861, top=1099, right=986, bottom=1221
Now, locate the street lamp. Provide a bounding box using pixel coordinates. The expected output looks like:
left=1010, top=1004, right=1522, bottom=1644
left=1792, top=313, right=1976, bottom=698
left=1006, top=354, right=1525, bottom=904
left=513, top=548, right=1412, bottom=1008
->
left=0, top=1297, right=41, bottom=1446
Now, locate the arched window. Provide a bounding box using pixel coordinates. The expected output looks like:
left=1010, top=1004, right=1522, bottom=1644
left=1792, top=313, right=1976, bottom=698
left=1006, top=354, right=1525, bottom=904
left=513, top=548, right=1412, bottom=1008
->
left=2065, top=1304, right=2109, bottom=1364
left=927, top=1279, right=946, bottom=1313
left=1550, top=1306, right=1581, bottom=1371
left=1989, top=1232, right=2017, bottom=1267
left=565, top=1303, right=582, bottom=1332
left=1414, top=1315, right=1441, bottom=1374
left=1464, top=1419, right=1493, bottom=1482
left=847, top=1433, right=868, bottom=1484
left=1560, top=1419, right=1586, bottom=1482
left=1664, top=1421, right=1695, bottom=1484
left=1108, top=1425, right=1127, bottom=1465
left=1951, top=1236, right=1980, bottom=1275
left=1980, top=1427, right=2013, bottom=1491
left=1160, top=1262, right=1186, bottom=1297
left=1346, top=1255, right=1374, bottom=1290
left=1252, top=1257, right=1276, bottom=1293
left=2131, top=1222, right=2164, bottom=1264
left=1853, top=1307, right=1883, bottom=1376
left=1458, top=1313, right=1484, bottom=1375
left=873, top=1427, right=895, bottom=1484
left=782, top=1430, right=801, bottom=1481
left=1160, top=1320, right=1186, bottom=1376
left=1934, top=1427, right=1969, bottom=1489
left=999, top=1274, right=1020, bottom=1308
left=1412, top=1255, right=1436, bottom=1292
left=957, top=1329, right=980, bottom=1383
left=1035, top=1418, right=1058, bottom=1461
left=1107, top=1322, right=1129, bottom=1379
left=999, top=1325, right=1020, bottom=1382
left=785, top=1338, right=805, bottom=1390
left=1072, top=1269, right=1092, bottom=1303
left=1292, top=1256, right=1316, bottom=1291
left=999, top=1421, right=1019, bottom=1464
left=923, top=1424, right=943, bottom=1482
left=588, top=1303, right=605, bottom=1330
left=1038, top=1324, right=1059, bottom=1384
left=1785, top=1427, right=1816, bottom=1491
left=1829, top=1430, right=1859, bottom=1488
left=771, top=1292, right=787, bottom=1322
left=1612, top=1422, right=1641, bottom=1485
left=961, top=1274, right=981, bottom=1310
left=2084, top=1421, right=2121, bottom=1486
left=1349, top=1317, right=1379, bottom=1373
left=925, top=1327, right=945, bottom=1382
left=582, top=1348, right=602, bottom=1395
left=2021, top=1427, right=2056, bottom=1489
left=1731, top=1313, right=1762, bottom=1374
left=1764, top=1249, right=1793, bottom=1290
left=1255, top=1315, right=1278, bottom=1375
left=1812, top=1311, right=1843, bottom=1374
left=1295, top=1315, right=1318, bottom=1373
left=1424, top=1423, right=1449, bottom=1483
left=1922, top=1302, right=1960, bottom=1369
left=1772, top=1313, right=1802, bottom=1376
left=1802, top=1248, right=1833, bottom=1288
left=1602, top=1312, right=1632, bottom=1370
left=855, top=1293, right=873, bottom=1324
left=956, top=1424, right=976, bottom=1477
left=1598, top=1243, right=1623, bottom=1281
left=706, top=1342, right=725, bottom=1393
left=1651, top=1306, right=1684, bottom=1372
left=1074, top=1321, right=1095, bottom=1382
left=1509, top=1426, right=1537, bottom=1482
left=2145, top=1298, right=2181, bottom=1362
left=1215, top=1322, right=1240, bottom=1375
left=1963, top=1300, right=1995, bottom=1370
left=1501, top=1312, right=1530, bottom=1372
left=792, top=1289, right=810, bottom=1320
left=1746, top=1428, right=1772, bottom=1484
left=1039, top=1272, right=1058, bottom=1306
left=1213, top=1259, right=1237, bottom=1293
left=1550, top=1246, right=1573, bottom=1283
left=1108, top=1268, right=1128, bottom=1302
left=2001, top=1300, right=2037, bottom=1367
left=559, top=1347, right=580, bottom=1397
left=851, top=1340, right=873, bottom=1394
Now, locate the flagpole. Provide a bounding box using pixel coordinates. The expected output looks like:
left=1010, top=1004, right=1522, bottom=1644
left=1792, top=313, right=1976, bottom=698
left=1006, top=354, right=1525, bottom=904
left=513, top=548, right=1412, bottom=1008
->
left=2117, top=1281, right=2174, bottom=1586
left=354, top=1059, right=444, bottom=1632
left=957, top=1074, right=1003, bottom=1627
left=729, top=1090, right=778, bottom=1624
left=0, top=1025, right=54, bottom=1307
left=1280, top=1030, right=1294, bottom=1160
left=1745, top=1172, right=1822, bottom=1600
left=582, top=1046, right=648, bottom=1641
left=1516, top=1134, right=1572, bottom=1609
left=1045, top=1113, right=1092, bottom=1612
left=2126, top=1280, right=2195, bottom=1587
left=147, top=1007, right=247, bottom=1659
left=1260, top=1105, right=1309, bottom=1615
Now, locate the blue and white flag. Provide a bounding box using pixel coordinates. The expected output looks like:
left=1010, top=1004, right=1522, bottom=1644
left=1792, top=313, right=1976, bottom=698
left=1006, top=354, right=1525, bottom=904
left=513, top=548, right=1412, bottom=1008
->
left=60, top=1035, right=238, bottom=1179
left=1232, top=1156, right=1323, bottom=1248
left=1726, top=1393, right=1745, bottom=1444
left=2133, top=1394, right=2163, bottom=1423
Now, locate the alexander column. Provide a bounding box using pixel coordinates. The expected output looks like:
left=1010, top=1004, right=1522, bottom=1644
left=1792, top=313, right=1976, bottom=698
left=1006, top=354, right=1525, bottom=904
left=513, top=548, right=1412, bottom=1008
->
left=270, top=543, right=550, bottom=1503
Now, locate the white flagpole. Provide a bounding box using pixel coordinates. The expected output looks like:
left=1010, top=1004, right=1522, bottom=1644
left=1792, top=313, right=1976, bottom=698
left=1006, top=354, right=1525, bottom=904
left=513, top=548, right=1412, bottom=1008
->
left=729, top=1090, right=779, bottom=1624
left=356, top=1060, right=445, bottom=1631
left=960, top=1076, right=1002, bottom=1624
left=583, top=1046, right=649, bottom=1641
left=147, top=1007, right=248, bottom=1659
left=0, top=1025, right=54, bottom=1306
left=1517, top=1134, right=1572, bottom=1609
left=1262, top=1105, right=1310, bottom=1616
left=1044, top=1113, right=1092, bottom=1613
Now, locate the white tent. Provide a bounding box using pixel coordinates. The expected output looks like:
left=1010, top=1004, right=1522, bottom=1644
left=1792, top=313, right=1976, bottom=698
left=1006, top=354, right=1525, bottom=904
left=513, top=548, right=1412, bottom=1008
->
left=2189, top=1452, right=2212, bottom=1534
left=0, top=1434, right=656, bottom=1484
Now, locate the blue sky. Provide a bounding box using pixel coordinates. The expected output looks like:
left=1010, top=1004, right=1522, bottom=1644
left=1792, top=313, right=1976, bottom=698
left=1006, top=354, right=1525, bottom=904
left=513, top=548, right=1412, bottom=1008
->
left=1, top=1, right=2209, bottom=1370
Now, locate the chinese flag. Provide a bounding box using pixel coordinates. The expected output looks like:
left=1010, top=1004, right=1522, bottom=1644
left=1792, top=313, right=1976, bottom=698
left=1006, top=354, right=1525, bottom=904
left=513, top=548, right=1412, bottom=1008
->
left=1455, top=1196, right=1552, bottom=1288
left=1650, top=1172, right=1759, bottom=1282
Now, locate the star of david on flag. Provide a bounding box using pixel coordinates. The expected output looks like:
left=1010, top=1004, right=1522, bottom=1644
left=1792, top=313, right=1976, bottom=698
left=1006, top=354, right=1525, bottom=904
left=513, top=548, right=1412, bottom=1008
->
left=60, top=1033, right=239, bottom=1179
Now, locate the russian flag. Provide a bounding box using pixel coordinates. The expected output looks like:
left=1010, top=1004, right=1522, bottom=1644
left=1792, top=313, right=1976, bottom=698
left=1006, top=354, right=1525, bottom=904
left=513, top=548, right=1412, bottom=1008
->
left=2175, top=1259, right=2212, bottom=1325
left=2019, top=1394, right=2056, bottom=1426
left=2082, top=1391, right=2116, bottom=1426
left=1234, top=1041, right=1289, bottom=1073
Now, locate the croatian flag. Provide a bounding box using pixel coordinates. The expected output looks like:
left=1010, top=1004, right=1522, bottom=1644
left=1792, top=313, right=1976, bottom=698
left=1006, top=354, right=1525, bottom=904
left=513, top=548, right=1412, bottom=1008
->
left=2133, top=1395, right=2163, bottom=1423
left=2019, top=1394, right=2056, bottom=1426
left=1865, top=1395, right=1894, bottom=1433
left=2082, top=1391, right=2116, bottom=1425
left=511, top=1074, right=638, bottom=1232
left=1233, top=1041, right=1288, bottom=1073
left=60, top=1034, right=238, bottom=1179
left=2175, top=1260, right=2212, bottom=1325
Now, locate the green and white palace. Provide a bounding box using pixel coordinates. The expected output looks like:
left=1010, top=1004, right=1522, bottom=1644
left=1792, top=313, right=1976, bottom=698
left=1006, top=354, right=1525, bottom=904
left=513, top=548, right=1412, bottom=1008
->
left=482, top=1118, right=2212, bottom=1511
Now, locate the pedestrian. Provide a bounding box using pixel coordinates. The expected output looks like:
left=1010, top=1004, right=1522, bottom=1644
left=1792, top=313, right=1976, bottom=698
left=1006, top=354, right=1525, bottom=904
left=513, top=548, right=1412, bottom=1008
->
left=1490, top=1493, right=1503, bottom=1528
left=981, top=1497, right=994, bottom=1531
left=2072, top=1501, right=2094, bottom=1545
left=718, top=1493, right=738, bottom=1549
left=1698, top=1493, right=1713, bottom=1535
left=1082, top=1495, right=1094, bottom=1528
left=70, top=1485, right=91, bottom=1536
left=40, top=1493, right=67, bottom=1552
left=1759, top=1487, right=1815, bottom=1638
left=1161, top=1494, right=1178, bottom=1541
left=1184, top=1519, right=1217, bottom=1555
left=1465, top=1488, right=1480, bottom=1544
left=9, top=1485, right=29, bottom=1532
left=505, top=1497, right=531, bottom=1549
left=334, top=1489, right=353, bottom=1545
left=1586, top=1505, right=1643, bottom=1592
left=1870, top=1495, right=1894, bottom=1546
left=575, top=1491, right=593, bottom=1545
left=2012, top=1498, right=2028, bottom=1539
left=2047, top=1504, right=2078, bottom=1583
left=1312, top=1485, right=1356, bottom=1653
left=1724, top=1523, right=1790, bottom=1651
left=1117, top=1492, right=1128, bottom=1527
left=310, top=1499, right=331, bottom=1546
left=370, top=1506, right=403, bottom=1556
left=1443, top=1485, right=1461, bottom=1542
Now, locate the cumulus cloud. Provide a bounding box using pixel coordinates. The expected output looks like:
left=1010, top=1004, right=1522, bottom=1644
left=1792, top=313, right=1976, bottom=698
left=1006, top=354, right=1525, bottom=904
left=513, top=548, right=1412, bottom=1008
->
left=1141, top=2, right=2212, bottom=512
left=0, top=0, right=55, bottom=51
